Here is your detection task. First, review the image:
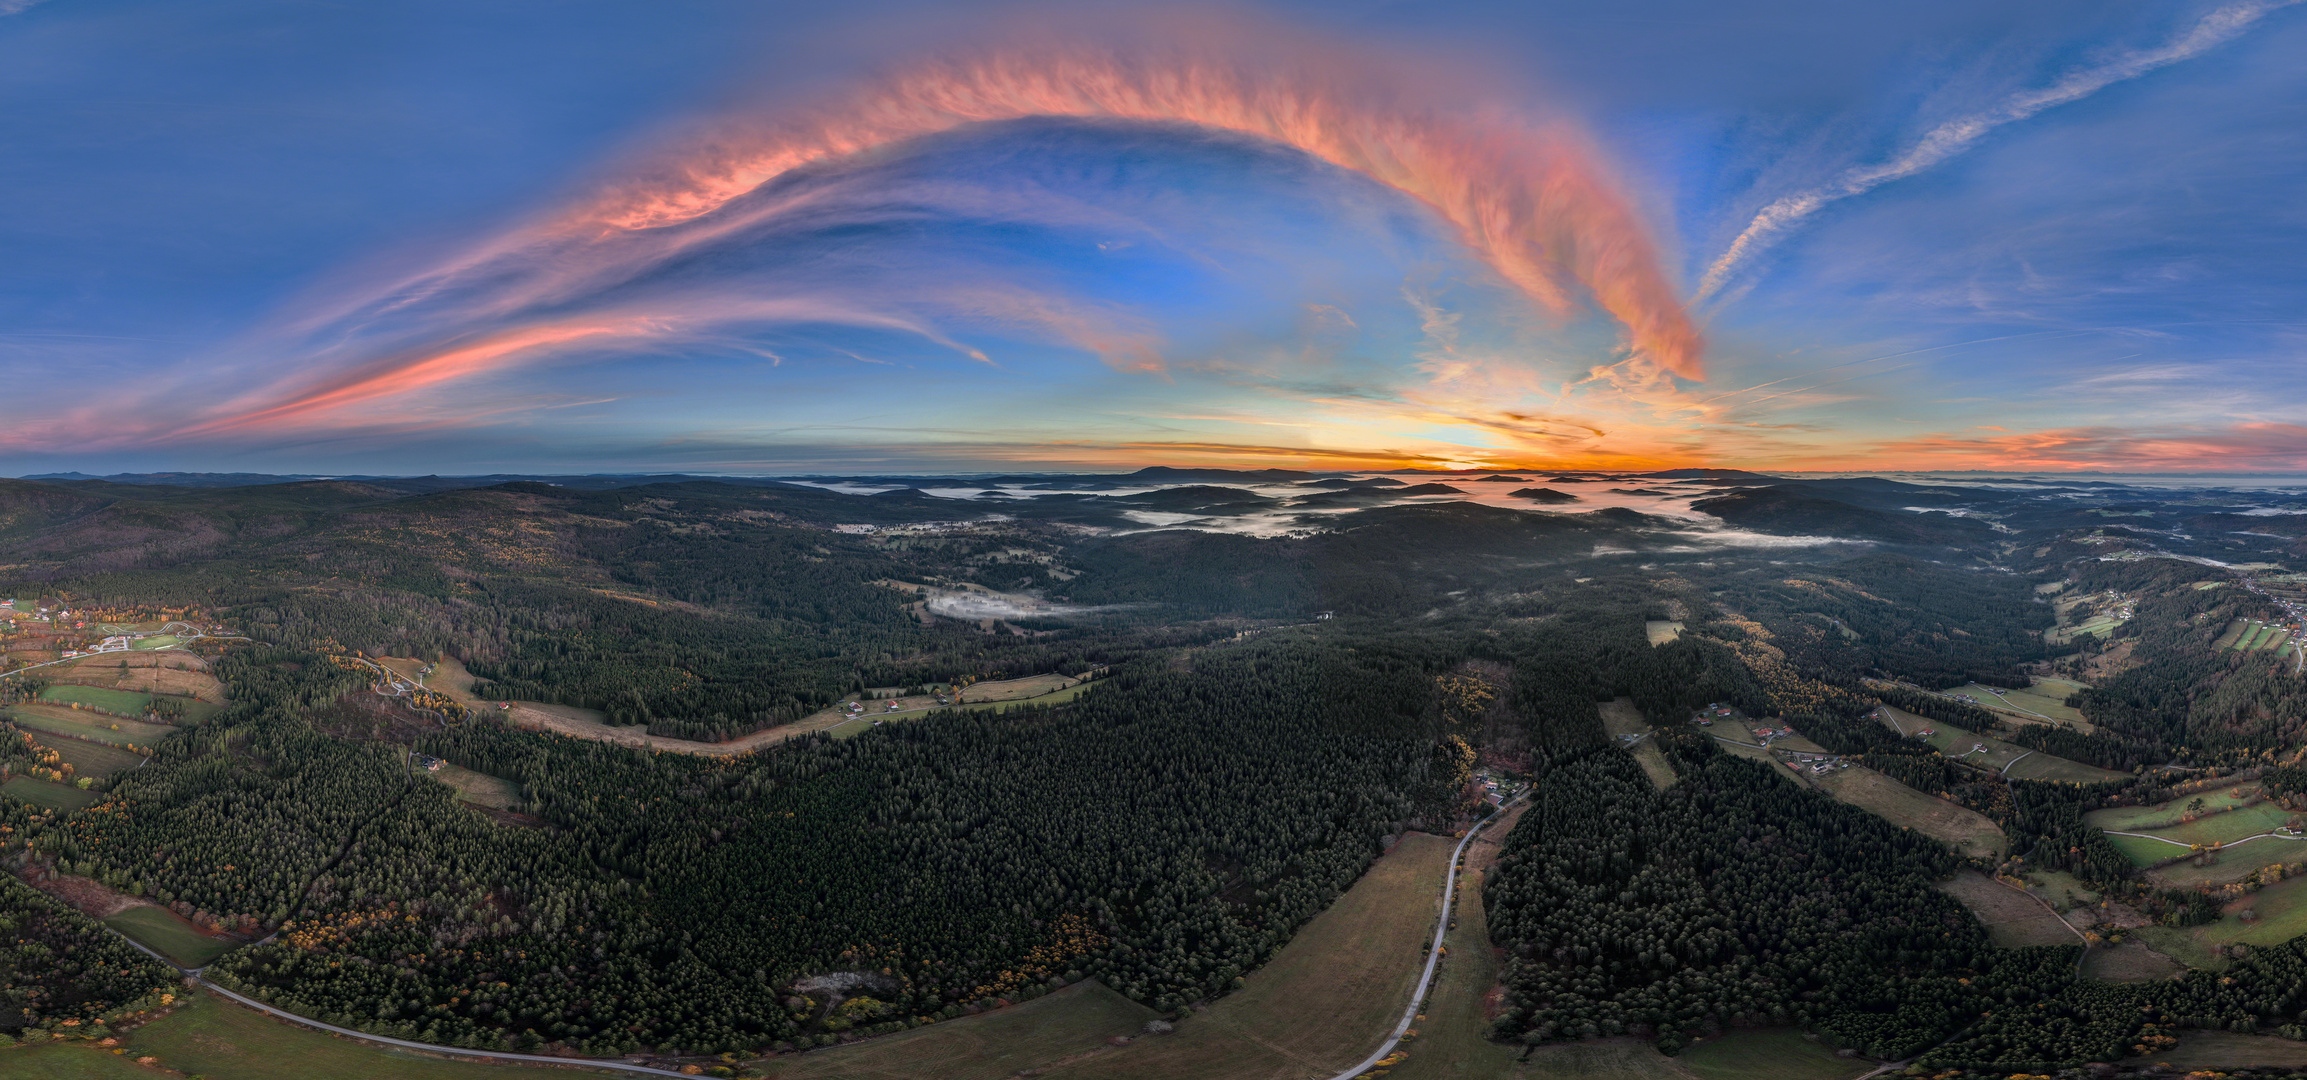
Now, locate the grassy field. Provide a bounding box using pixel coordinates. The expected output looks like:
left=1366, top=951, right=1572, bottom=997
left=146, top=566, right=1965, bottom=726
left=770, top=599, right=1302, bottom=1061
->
left=2, top=774, right=101, bottom=812
left=2079, top=940, right=2186, bottom=982
left=949, top=678, right=1097, bottom=713
left=1041, top=833, right=1453, bottom=1080
left=2086, top=786, right=2268, bottom=832
left=2161, top=1031, right=2307, bottom=1069
left=430, top=763, right=523, bottom=810
left=1937, top=871, right=2078, bottom=948
left=130, top=634, right=182, bottom=650
left=761, top=980, right=1160, bottom=1080
left=0, top=1041, right=166, bottom=1079
left=1644, top=620, right=1684, bottom=646
left=106, top=905, right=242, bottom=968
left=1677, top=1031, right=1868, bottom=1080
left=86, top=990, right=639, bottom=1079
left=47, top=737, right=146, bottom=779
left=763, top=833, right=1455, bottom=1080
left=2264, top=628, right=2295, bottom=652
left=1600, top=699, right=1677, bottom=790
left=1953, top=678, right=2090, bottom=729
left=37, top=653, right=224, bottom=700
left=40, top=683, right=155, bottom=714
left=1890, top=709, right=2125, bottom=784
left=1814, top=766, right=2005, bottom=859
left=2213, top=619, right=2249, bottom=649
left=956, top=672, right=1088, bottom=704
left=6, top=704, right=175, bottom=747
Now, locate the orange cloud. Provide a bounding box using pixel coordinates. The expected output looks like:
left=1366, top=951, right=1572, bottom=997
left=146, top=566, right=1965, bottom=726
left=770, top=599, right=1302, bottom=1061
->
left=551, top=24, right=1701, bottom=375
left=1792, top=422, right=2307, bottom=473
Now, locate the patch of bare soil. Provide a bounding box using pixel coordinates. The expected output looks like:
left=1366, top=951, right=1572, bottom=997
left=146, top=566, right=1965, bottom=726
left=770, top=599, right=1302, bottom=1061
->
left=19, top=868, right=149, bottom=919
left=1462, top=801, right=1529, bottom=874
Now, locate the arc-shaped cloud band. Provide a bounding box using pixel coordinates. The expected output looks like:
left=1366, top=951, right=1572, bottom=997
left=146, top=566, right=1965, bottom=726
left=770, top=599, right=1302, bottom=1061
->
left=197, top=38, right=1704, bottom=437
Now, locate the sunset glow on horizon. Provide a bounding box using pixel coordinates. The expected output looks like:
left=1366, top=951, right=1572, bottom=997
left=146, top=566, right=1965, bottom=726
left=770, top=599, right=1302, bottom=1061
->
left=3, top=0, right=2303, bottom=476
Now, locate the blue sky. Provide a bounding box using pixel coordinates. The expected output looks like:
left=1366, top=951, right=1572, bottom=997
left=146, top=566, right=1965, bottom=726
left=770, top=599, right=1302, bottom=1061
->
left=2, top=0, right=2302, bottom=474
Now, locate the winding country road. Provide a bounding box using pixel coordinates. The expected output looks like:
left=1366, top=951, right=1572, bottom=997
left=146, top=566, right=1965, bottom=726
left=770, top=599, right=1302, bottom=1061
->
left=1325, top=792, right=1526, bottom=1080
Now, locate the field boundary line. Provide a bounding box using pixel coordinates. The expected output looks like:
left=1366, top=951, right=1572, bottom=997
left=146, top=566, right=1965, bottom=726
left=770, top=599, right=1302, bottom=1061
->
left=1324, top=792, right=1524, bottom=1080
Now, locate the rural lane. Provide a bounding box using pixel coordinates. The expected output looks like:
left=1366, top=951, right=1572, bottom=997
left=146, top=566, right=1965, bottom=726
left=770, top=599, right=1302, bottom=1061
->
left=1324, top=792, right=1525, bottom=1080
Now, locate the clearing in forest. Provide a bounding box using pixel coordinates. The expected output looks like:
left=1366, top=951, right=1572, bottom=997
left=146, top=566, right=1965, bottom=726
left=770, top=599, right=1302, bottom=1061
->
left=106, top=905, right=241, bottom=968
left=42, top=735, right=144, bottom=778
left=1601, top=698, right=1677, bottom=790
left=2162, top=1031, right=2307, bottom=1069
left=1643, top=620, right=1683, bottom=645
left=1, top=774, right=99, bottom=812
left=429, top=762, right=523, bottom=811
left=1812, top=766, right=2005, bottom=859
left=1936, top=871, right=2080, bottom=948
left=766, top=832, right=1455, bottom=1080
left=2080, top=940, right=2186, bottom=982
left=2086, top=792, right=2302, bottom=881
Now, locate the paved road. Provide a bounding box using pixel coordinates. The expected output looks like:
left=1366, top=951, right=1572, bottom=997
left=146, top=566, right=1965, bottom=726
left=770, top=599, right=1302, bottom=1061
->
left=2105, top=828, right=2307, bottom=849
left=1325, top=793, right=1524, bottom=1080
left=196, top=979, right=694, bottom=1078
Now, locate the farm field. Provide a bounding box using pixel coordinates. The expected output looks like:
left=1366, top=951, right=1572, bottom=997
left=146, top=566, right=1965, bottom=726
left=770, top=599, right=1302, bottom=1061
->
left=39, top=683, right=154, bottom=714
left=1937, top=871, right=2079, bottom=948
left=2086, top=795, right=2301, bottom=876
left=131, top=633, right=182, bottom=650
left=0, top=775, right=100, bottom=812
left=2086, top=785, right=2268, bottom=832
left=761, top=979, right=1160, bottom=1080
left=2212, top=619, right=2248, bottom=649
left=6, top=703, right=175, bottom=746
left=1813, top=765, right=2005, bottom=859
left=38, top=651, right=223, bottom=699
left=95, top=990, right=636, bottom=1079
left=1601, top=698, right=1676, bottom=790
left=107, top=904, right=243, bottom=968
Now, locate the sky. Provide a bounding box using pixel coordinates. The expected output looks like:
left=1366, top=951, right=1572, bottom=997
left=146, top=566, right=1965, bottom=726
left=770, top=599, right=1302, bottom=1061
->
left=2, top=0, right=2303, bottom=476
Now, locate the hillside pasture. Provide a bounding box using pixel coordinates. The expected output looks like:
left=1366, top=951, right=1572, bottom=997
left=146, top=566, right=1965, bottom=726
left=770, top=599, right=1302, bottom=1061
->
left=36, top=651, right=225, bottom=700
left=1897, top=711, right=2125, bottom=784
left=2161, top=1032, right=2307, bottom=1070
left=2213, top=619, right=2249, bottom=649
left=107, top=904, right=242, bottom=967
left=7, top=703, right=175, bottom=747
left=39, top=682, right=152, bottom=714
left=763, top=979, right=1159, bottom=1080
left=954, top=671, right=1090, bottom=704
left=1953, top=678, right=2090, bottom=730
left=772, top=832, right=1455, bottom=1080
left=1937, top=871, right=2079, bottom=948
left=44, top=734, right=145, bottom=778
left=1, top=774, right=100, bottom=812
left=1601, top=698, right=1676, bottom=790
left=108, top=990, right=634, bottom=1080
left=1814, top=766, right=2005, bottom=859
left=2080, top=940, right=2186, bottom=982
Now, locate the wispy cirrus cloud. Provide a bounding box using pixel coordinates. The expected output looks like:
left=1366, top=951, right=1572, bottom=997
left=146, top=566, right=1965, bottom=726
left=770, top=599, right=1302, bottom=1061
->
left=178, top=14, right=1700, bottom=447
left=1697, top=0, right=2302, bottom=303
